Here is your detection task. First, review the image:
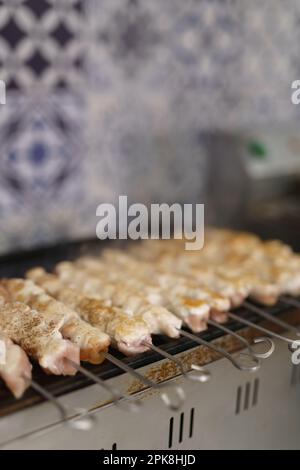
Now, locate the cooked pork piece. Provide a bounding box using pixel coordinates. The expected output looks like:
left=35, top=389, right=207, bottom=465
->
left=27, top=268, right=152, bottom=356
left=75, top=258, right=207, bottom=332
left=55, top=262, right=183, bottom=336
left=0, top=279, right=110, bottom=365
left=102, top=250, right=231, bottom=312
left=77, top=245, right=254, bottom=313
left=0, top=300, right=79, bottom=375
left=77, top=256, right=214, bottom=330
left=0, top=333, right=32, bottom=398
left=129, top=232, right=300, bottom=306
left=80, top=252, right=230, bottom=326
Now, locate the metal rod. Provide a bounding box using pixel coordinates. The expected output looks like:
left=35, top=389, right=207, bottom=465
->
left=279, top=297, right=300, bottom=335
left=30, top=378, right=68, bottom=422
left=104, top=352, right=185, bottom=411
left=207, top=318, right=274, bottom=359
left=66, top=360, right=141, bottom=412
left=280, top=296, right=300, bottom=310
left=243, top=300, right=300, bottom=335
left=227, top=311, right=295, bottom=345
left=29, top=378, right=95, bottom=431
left=177, top=328, right=260, bottom=372
left=142, top=341, right=211, bottom=383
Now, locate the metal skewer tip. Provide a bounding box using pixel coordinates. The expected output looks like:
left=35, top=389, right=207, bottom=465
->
left=228, top=310, right=293, bottom=345
left=142, top=340, right=211, bottom=383
left=177, top=328, right=260, bottom=372
left=104, top=352, right=185, bottom=411
left=207, top=318, right=274, bottom=359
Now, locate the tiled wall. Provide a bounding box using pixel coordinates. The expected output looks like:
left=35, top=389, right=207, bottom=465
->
left=0, top=0, right=299, bottom=253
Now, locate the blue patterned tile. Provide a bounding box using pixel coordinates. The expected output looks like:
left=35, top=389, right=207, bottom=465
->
left=0, top=0, right=299, bottom=252
left=0, top=92, right=92, bottom=252
left=85, top=91, right=209, bottom=208
left=0, top=0, right=86, bottom=91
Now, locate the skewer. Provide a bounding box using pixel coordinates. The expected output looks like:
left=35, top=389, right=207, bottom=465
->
left=227, top=311, right=296, bottom=345
left=29, top=378, right=95, bottom=431
left=207, top=318, right=274, bottom=359
left=243, top=300, right=300, bottom=336
left=141, top=341, right=211, bottom=383
left=104, top=352, right=185, bottom=411
left=279, top=297, right=300, bottom=334
left=177, top=328, right=260, bottom=372
left=66, top=360, right=141, bottom=412
left=280, top=296, right=300, bottom=310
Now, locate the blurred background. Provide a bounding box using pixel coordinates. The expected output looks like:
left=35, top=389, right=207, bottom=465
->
left=0, top=0, right=300, bottom=254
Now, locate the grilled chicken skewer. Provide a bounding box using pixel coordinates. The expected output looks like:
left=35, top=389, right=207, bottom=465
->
left=2, top=227, right=291, bottom=399
left=27, top=268, right=152, bottom=356
left=188, top=248, right=300, bottom=306
left=27, top=269, right=211, bottom=387
left=129, top=235, right=300, bottom=307
left=101, top=249, right=231, bottom=311
left=64, top=229, right=300, bottom=321
left=0, top=332, right=32, bottom=398
left=77, top=253, right=230, bottom=329
left=0, top=299, right=79, bottom=375
left=140, top=249, right=275, bottom=307
left=73, top=264, right=209, bottom=332
left=128, top=236, right=263, bottom=303
left=55, top=262, right=183, bottom=337
left=129, top=230, right=262, bottom=264
left=0, top=279, right=110, bottom=365
left=157, top=260, right=255, bottom=307
left=230, top=241, right=300, bottom=304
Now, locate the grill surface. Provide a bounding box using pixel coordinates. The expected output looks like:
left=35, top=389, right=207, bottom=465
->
left=0, top=238, right=296, bottom=418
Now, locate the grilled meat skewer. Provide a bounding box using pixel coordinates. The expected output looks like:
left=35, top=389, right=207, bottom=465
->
left=101, top=250, right=230, bottom=313
left=129, top=235, right=300, bottom=307
left=55, top=262, right=183, bottom=336
left=0, top=299, right=79, bottom=376
left=0, top=332, right=32, bottom=398
left=0, top=279, right=110, bottom=365
left=77, top=253, right=230, bottom=327
left=27, top=268, right=152, bottom=356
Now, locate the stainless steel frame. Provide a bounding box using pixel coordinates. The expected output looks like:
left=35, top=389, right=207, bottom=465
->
left=1, top=332, right=299, bottom=450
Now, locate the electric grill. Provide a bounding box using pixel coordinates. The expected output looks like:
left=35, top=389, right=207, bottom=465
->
left=0, top=239, right=300, bottom=450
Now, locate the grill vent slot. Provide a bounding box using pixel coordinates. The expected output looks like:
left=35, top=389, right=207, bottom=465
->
left=179, top=412, right=184, bottom=443
left=189, top=407, right=195, bottom=438
left=291, top=364, right=300, bottom=386
left=100, top=442, right=118, bottom=450
left=168, top=408, right=195, bottom=448
left=235, top=378, right=260, bottom=414
left=168, top=417, right=174, bottom=449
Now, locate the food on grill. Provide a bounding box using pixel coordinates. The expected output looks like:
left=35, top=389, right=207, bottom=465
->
left=0, top=300, right=79, bottom=376
left=0, top=333, right=32, bottom=398
left=55, top=262, right=183, bottom=337
left=0, top=279, right=110, bottom=365
left=77, top=253, right=230, bottom=330
left=56, top=259, right=213, bottom=332
left=103, top=250, right=231, bottom=314
left=129, top=230, right=300, bottom=306
left=0, top=227, right=300, bottom=399
left=51, top=230, right=300, bottom=330
left=27, top=268, right=152, bottom=356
